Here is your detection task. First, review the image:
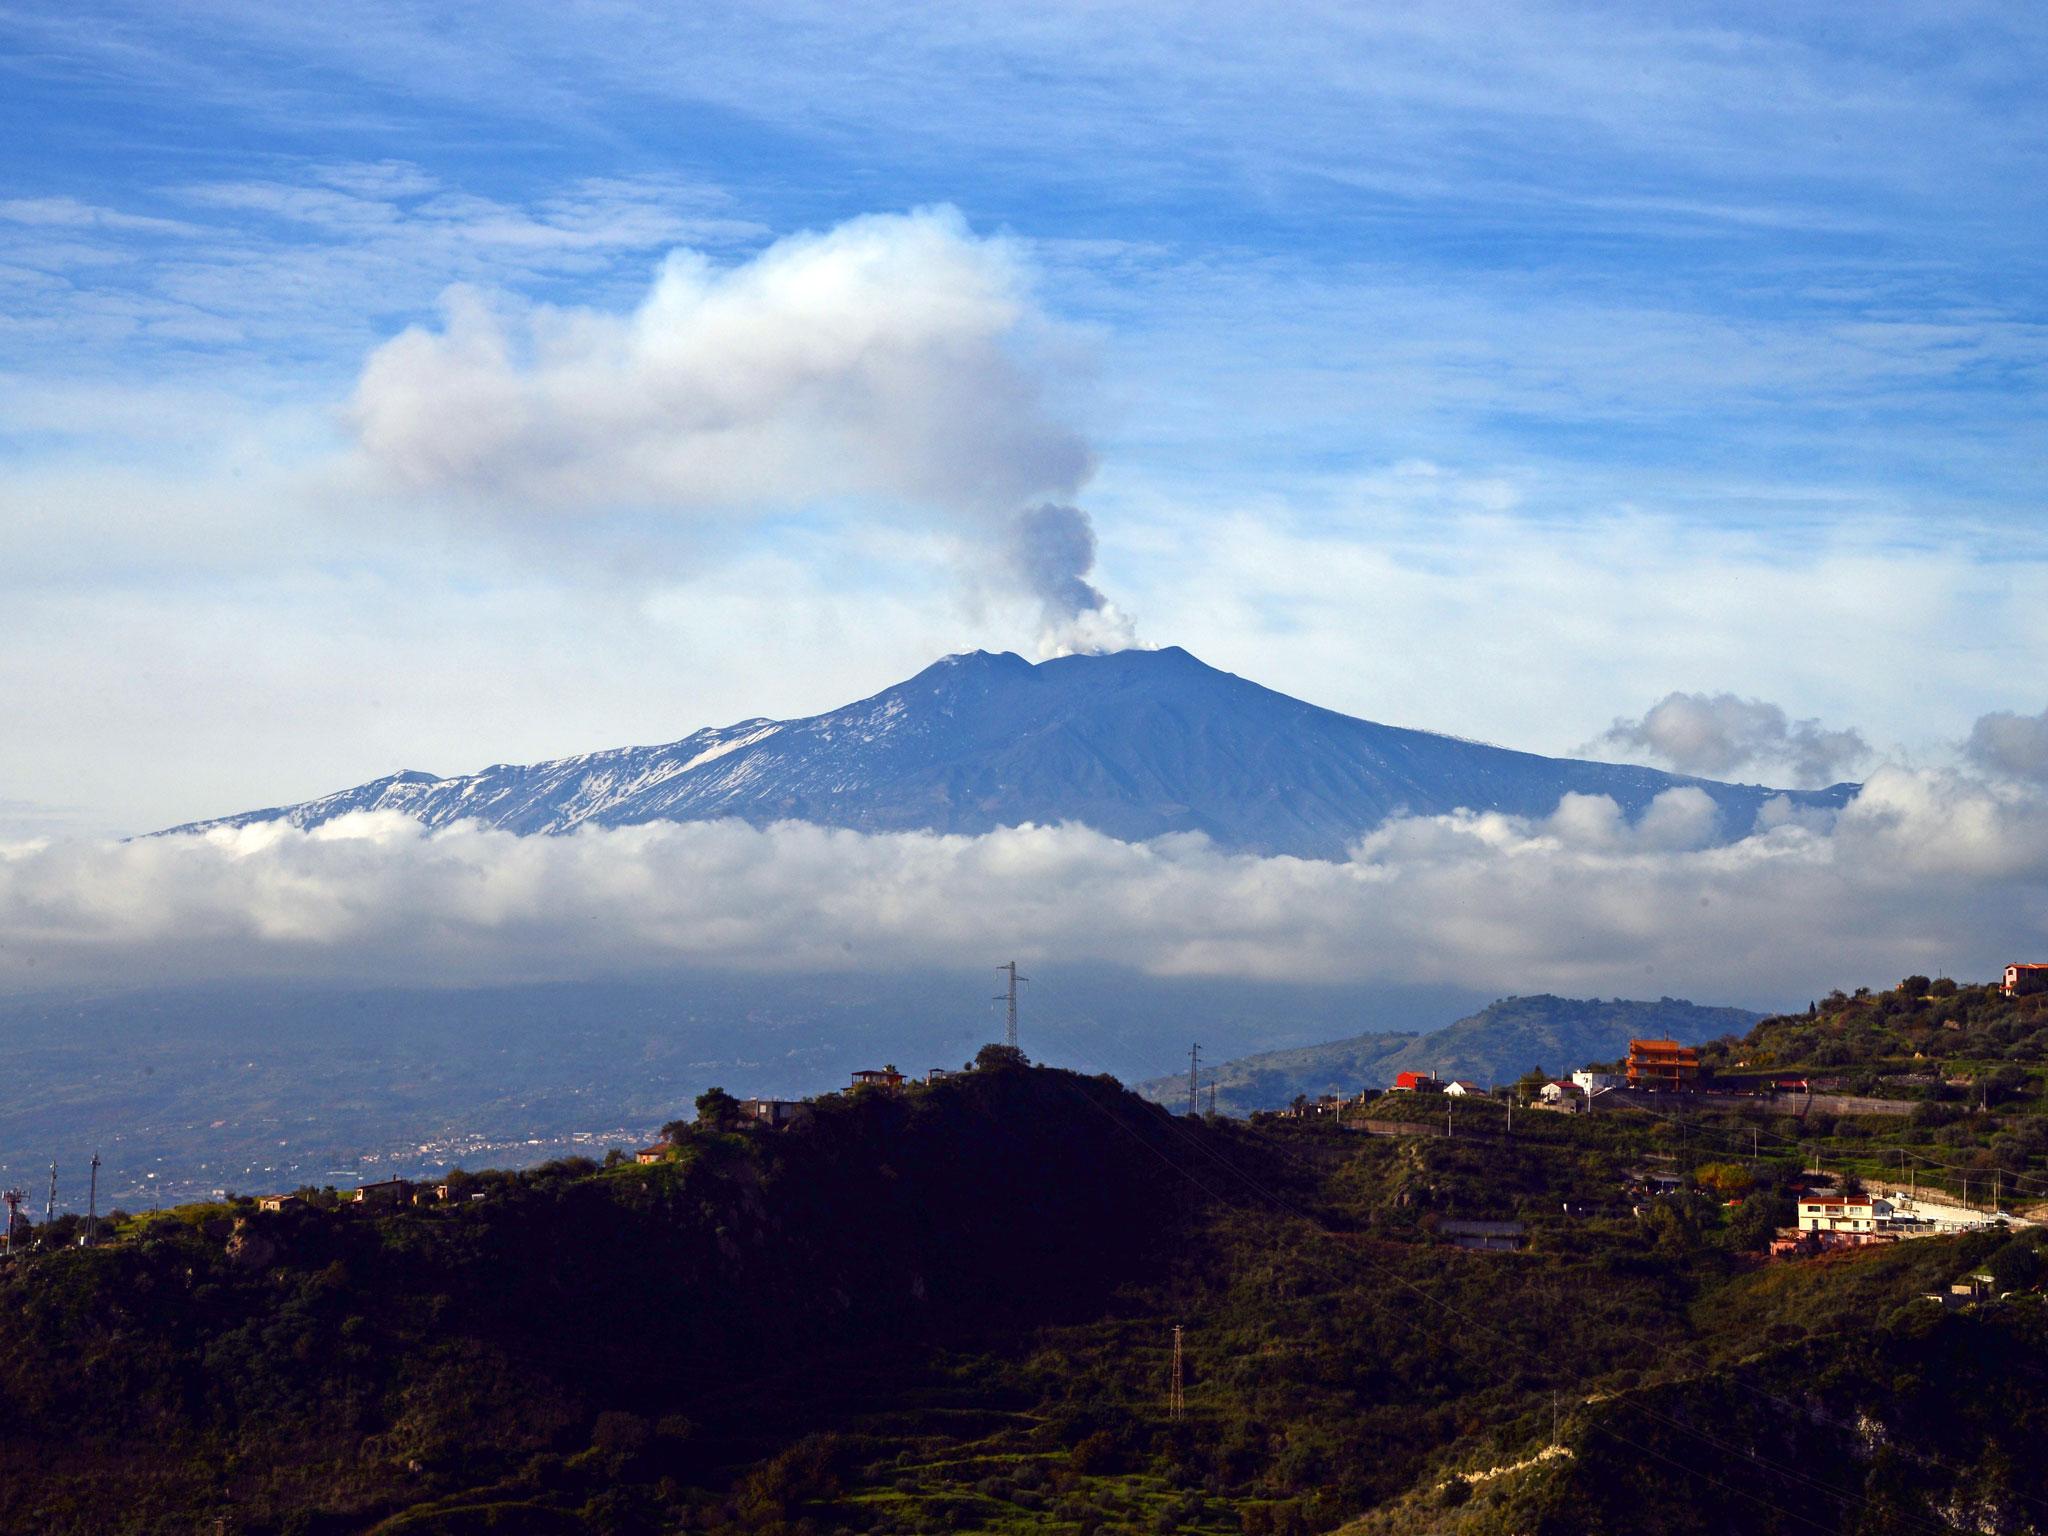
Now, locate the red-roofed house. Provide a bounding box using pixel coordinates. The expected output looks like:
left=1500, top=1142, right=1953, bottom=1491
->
left=1391, top=1071, right=1439, bottom=1093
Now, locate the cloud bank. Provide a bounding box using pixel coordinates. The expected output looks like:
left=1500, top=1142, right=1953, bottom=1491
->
left=1591, top=691, right=1870, bottom=787
left=350, top=205, right=1131, bottom=653
left=6, top=768, right=2046, bottom=1007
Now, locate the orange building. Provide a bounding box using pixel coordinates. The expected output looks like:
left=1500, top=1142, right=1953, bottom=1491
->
left=1625, top=1039, right=1701, bottom=1091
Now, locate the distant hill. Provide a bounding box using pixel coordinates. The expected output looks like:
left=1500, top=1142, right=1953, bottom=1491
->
left=162, top=646, right=1855, bottom=859
left=1140, top=993, right=1765, bottom=1113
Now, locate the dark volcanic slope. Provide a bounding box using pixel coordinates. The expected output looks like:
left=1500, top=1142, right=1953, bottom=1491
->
left=166, top=647, right=1855, bottom=858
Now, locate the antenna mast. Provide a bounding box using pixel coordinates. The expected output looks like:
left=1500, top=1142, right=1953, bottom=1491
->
left=995, top=961, right=1026, bottom=1051
left=1169, top=1324, right=1186, bottom=1422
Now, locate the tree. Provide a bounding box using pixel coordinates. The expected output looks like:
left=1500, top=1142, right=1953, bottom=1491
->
left=695, top=1086, right=740, bottom=1130
left=975, top=1042, right=1029, bottom=1071
left=1988, top=1236, right=2042, bottom=1295
left=1722, top=1191, right=1790, bottom=1253
left=1693, top=1162, right=1755, bottom=1199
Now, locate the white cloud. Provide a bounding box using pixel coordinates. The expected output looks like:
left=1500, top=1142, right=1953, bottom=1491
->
left=1964, top=705, right=2048, bottom=786
left=4, top=769, right=2044, bottom=1005
left=1588, top=690, right=1870, bottom=786
left=348, top=205, right=1131, bottom=650
left=0, top=196, right=207, bottom=238
left=351, top=205, right=1087, bottom=513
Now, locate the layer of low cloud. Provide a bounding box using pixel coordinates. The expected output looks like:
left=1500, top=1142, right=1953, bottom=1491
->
left=5, top=768, right=2044, bottom=1006
left=350, top=206, right=1131, bottom=654
left=1589, top=691, right=1870, bottom=787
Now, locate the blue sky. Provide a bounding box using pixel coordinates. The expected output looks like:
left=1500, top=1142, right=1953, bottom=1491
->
left=4, top=2, right=2047, bottom=834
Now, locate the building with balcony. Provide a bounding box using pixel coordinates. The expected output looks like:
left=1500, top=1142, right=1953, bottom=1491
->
left=1626, top=1039, right=1701, bottom=1091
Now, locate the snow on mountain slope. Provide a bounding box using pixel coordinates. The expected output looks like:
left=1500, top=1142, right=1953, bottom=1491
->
left=162, top=647, right=1857, bottom=858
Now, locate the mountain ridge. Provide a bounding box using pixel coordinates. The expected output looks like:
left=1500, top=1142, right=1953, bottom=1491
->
left=1140, top=992, right=1768, bottom=1113
left=164, top=646, right=1858, bottom=859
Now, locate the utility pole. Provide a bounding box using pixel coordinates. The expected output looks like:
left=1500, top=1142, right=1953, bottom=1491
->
left=86, top=1151, right=100, bottom=1246
left=994, top=961, right=1025, bottom=1052
left=1169, top=1325, right=1186, bottom=1422
left=44, top=1161, right=57, bottom=1229
left=1187, top=1044, right=1202, bottom=1118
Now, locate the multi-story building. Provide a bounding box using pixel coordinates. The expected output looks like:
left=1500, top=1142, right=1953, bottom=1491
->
left=1795, top=1192, right=1894, bottom=1244
left=1626, top=1039, right=1701, bottom=1091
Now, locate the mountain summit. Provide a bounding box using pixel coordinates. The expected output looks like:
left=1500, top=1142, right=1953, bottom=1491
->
left=166, top=647, right=1856, bottom=857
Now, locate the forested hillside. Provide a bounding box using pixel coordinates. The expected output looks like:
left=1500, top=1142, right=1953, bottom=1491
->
left=4, top=1042, right=2047, bottom=1535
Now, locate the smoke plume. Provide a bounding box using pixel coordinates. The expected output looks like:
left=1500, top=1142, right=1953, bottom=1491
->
left=347, top=206, right=1136, bottom=650
left=1008, top=503, right=1138, bottom=656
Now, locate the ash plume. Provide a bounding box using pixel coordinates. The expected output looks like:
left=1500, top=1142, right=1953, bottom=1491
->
left=347, top=207, right=1141, bottom=654
left=1008, top=503, right=1138, bottom=657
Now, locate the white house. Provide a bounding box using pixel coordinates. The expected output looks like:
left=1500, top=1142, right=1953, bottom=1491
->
left=1572, top=1070, right=1621, bottom=1095
left=1443, top=1081, right=1485, bottom=1098
left=1796, top=1193, right=1894, bottom=1242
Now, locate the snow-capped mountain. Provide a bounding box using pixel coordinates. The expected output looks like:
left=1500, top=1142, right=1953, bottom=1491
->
left=164, top=647, right=1857, bottom=857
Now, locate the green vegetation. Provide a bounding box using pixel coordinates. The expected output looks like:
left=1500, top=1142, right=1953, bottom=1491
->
left=1705, top=976, right=2048, bottom=1077
left=1683, top=978, right=2048, bottom=1212
left=7, top=1000, right=2048, bottom=1534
